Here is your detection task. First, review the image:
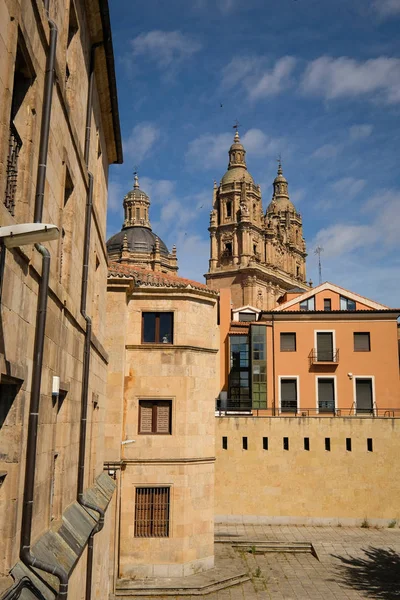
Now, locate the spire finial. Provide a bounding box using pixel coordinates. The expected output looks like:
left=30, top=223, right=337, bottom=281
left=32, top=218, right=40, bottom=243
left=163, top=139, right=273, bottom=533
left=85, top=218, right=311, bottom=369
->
left=233, top=119, right=240, bottom=141
left=133, top=169, right=139, bottom=189
left=276, top=154, right=283, bottom=175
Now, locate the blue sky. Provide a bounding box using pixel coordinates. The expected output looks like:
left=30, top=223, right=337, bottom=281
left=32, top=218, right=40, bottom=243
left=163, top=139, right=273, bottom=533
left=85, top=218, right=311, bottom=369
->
left=107, top=0, right=400, bottom=306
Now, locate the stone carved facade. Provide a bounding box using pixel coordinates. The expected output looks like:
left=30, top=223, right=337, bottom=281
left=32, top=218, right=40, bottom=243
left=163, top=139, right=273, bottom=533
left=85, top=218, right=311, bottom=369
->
left=206, top=131, right=309, bottom=309
left=107, top=173, right=178, bottom=274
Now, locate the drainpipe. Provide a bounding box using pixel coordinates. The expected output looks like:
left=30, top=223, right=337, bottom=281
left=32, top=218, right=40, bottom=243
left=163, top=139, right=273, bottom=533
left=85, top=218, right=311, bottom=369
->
left=34, top=20, right=57, bottom=223
left=17, top=16, right=68, bottom=600
left=19, top=245, right=68, bottom=600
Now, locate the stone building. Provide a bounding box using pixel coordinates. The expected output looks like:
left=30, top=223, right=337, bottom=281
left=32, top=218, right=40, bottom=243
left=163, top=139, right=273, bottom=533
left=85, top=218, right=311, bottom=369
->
left=206, top=130, right=309, bottom=310
left=104, top=183, right=219, bottom=590
left=0, top=0, right=122, bottom=598
left=107, top=174, right=178, bottom=274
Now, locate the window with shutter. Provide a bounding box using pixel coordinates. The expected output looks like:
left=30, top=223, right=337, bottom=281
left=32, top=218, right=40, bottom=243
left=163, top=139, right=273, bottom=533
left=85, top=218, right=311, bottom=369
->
left=135, top=487, right=170, bottom=538
left=355, top=379, right=373, bottom=414
left=354, top=332, right=370, bottom=352
left=318, top=378, right=335, bottom=412
left=280, top=332, right=296, bottom=352
left=281, top=379, right=298, bottom=412
left=316, top=332, right=334, bottom=361
left=323, top=298, right=331, bottom=311
left=139, top=400, right=172, bottom=434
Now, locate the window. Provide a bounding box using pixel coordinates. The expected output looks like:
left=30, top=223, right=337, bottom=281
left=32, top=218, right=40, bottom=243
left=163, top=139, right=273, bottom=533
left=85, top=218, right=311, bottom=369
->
left=304, top=437, right=310, bottom=451
left=317, top=378, right=335, bottom=413
left=224, top=242, right=232, bottom=256
left=5, top=35, right=35, bottom=215
left=280, top=378, right=298, bottom=413
left=316, top=332, right=334, bottom=361
left=238, top=312, right=257, bottom=322
left=251, top=326, right=266, bottom=409
left=280, top=332, right=296, bottom=352
left=242, top=436, right=248, bottom=450
left=325, top=437, right=331, bottom=451
left=283, top=437, right=289, bottom=450
left=0, top=379, right=20, bottom=429
left=229, top=335, right=250, bottom=407
left=139, top=400, right=172, bottom=434
left=346, top=438, right=352, bottom=452
left=134, top=487, right=170, bottom=538
left=296, top=265, right=300, bottom=277
left=226, top=201, right=232, bottom=218
left=142, top=312, right=173, bottom=344
left=299, top=296, right=315, bottom=311
left=367, top=438, right=373, bottom=452
left=340, top=296, right=356, bottom=311
left=354, top=332, right=370, bottom=352
left=222, top=436, right=228, bottom=450
left=323, top=298, right=331, bottom=311
left=263, top=437, right=268, bottom=450
left=355, top=378, right=374, bottom=415
left=66, top=0, right=78, bottom=86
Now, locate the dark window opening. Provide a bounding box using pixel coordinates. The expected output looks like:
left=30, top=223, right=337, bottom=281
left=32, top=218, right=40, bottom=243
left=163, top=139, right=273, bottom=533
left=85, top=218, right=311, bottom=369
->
left=316, top=332, right=334, bottom=361
left=64, top=168, right=74, bottom=205
left=222, top=436, right=227, bottom=450
left=323, top=298, right=331, bottom=311
left=296, top=265, right=300, bottom=277
left=5, top=36, right=35, bottom=216
left=226, top=201, right=232, bottom=218
left=367, top=438, right=373, bottom=452
left=354, top=332, right=370, bottom=352
left=325, top=437, right=331, bottom=452
left=318, top=378, right=335, bottom=413
left=242, top=436, right=248, bottom=450
left=142, top=312, right=173, bottom=344
left=0, top=379, right=20, bottom=429
left=136, top=207, right=140, bottom=220
left=224, top=242, right=232, bottom=256
left=355, top=378, right=373, bottom=415
left=281, top=379, right=297, bottom=413
left=139, top=400, right=172, bottom=434
left=263, top=437, right=268, bottom=450
left=283, top=437, right=289, bottom=451
left=135, top=487, right=170, bottom=538
left=304, top=437, right=310, bottom=451
left=280, top=332, right=296, bottom=352
left=253, top=244, right=257, bottom=255
left=346, top=438, right=352, bottom=452
left=67, top=1, right=79, bottom=46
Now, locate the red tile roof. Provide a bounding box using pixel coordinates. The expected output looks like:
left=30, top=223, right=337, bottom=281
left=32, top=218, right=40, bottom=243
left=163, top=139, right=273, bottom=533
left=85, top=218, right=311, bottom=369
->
left=107, top=262, right=217, bottom=294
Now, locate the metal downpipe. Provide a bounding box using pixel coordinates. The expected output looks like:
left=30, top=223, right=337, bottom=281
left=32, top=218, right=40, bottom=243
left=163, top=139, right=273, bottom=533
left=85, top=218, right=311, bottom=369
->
left=19, top=245, right=68, bottom=600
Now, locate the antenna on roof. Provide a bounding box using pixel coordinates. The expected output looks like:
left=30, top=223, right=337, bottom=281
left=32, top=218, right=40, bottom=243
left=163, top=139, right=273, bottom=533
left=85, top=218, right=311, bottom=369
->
left=314, top=246, right=324, bottom=285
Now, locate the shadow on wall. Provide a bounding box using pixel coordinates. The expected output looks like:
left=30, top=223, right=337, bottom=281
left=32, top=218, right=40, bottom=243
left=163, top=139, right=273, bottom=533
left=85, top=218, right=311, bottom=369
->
left=333, top=546, right=400, bottom=599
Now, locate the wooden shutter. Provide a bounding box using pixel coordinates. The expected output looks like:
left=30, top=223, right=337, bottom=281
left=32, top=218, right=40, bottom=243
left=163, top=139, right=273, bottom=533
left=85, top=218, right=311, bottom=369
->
left=280, top=333, right=296, bottom=351
left=318, top=379, right=334, bottom=411
left=281, top=379, right=297, bottom=411
left=139, top=402, right=153, bottom=433
left=156, top=402, right=171, bottom=434
left=356, top=379, right=373, bottom=414
left=316, top=333, right=333, bottom=361
left=354, top=333, right=370, bottom=351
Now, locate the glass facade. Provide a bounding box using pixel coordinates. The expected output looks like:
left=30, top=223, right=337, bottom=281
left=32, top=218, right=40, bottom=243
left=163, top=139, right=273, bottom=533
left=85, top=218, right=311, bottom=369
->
left=251, top=325, right=267, bottom=409
left=228, top=325, right=267, bottom=410
left=229, top=336, right=250, bottom=407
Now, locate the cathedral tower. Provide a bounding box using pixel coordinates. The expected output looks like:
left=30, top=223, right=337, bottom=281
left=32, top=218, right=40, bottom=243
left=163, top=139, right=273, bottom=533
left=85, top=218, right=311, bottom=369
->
left=206, top=131, right=308, bottom=309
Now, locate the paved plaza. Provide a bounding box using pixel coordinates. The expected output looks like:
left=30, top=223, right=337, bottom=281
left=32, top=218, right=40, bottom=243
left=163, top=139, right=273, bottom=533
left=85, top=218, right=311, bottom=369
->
left=128, top=523, right=400, bottom=600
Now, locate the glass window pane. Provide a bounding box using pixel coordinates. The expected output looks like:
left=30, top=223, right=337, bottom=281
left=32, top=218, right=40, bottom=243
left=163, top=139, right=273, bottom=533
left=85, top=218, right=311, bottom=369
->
left=159, top=313, right=173, bottom=343
left=143, top=313, right=156, bottom=342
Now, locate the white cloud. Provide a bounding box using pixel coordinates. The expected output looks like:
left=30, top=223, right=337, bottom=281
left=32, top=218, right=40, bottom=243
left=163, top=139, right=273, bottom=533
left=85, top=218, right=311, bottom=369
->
left=123, top=122, right=160, bottom=162
left=312, top=144, right=341, bottom=159
left=331, top=177, right=366, bottom=199
left=139, top=177, right=176, bottom=204
left=221, top=56, right=296, bottom=101
left=107, top=180, right=124, bottom=213
left=131, top=30, right=201, bottom=68
left=349, top=124, right=373, bottom=141
left=301, top=56, right=400, bottom=104
left=373, top=0, right=400, bottom=17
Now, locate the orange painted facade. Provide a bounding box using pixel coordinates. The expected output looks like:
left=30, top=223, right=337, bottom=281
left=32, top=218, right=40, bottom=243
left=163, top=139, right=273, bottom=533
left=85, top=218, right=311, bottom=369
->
left=218, top=283, right=400, bottom=416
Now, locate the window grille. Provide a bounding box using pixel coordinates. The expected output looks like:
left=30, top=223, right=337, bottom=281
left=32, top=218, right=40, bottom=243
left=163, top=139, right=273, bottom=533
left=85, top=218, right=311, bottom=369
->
left=135, top=487, right=170, bottom=538
left=4, top=124, right=22, bottom=216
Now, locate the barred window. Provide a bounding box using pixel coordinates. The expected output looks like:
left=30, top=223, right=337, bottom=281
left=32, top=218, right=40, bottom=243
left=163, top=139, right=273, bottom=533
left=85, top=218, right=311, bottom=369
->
left=134, top=487, right=170, bottom=538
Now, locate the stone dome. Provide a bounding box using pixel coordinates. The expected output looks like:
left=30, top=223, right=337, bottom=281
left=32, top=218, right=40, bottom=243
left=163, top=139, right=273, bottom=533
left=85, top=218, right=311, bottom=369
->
left=221, top=166, right=254, bottom=185
left=106, top=226, right=169, bottom=256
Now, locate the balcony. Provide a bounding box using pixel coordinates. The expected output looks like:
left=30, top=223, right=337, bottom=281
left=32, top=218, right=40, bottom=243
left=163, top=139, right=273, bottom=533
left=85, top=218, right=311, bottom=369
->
left=309, top=348, right=339, bottom=367
left=4, top=123, right=22, bottom=216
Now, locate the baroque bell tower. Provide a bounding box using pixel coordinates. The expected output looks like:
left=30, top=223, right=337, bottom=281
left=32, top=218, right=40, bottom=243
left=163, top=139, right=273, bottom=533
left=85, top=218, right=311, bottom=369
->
left=205, top=130, right=309, bottom=309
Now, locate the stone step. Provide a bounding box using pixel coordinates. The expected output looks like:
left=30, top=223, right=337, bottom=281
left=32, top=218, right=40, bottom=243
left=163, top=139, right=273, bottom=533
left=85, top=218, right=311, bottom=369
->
left=216, top=539, right=320, bottom=560
left=114, top=570, right=250, bottom=597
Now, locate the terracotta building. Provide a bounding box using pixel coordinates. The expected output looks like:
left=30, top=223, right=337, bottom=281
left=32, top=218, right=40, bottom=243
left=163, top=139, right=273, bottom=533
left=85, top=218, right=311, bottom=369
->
left=104, top=179, right=219, bottom=590
left=218, top=282, right=400, bottom=414
left=0, top=0, right=122, bottom=598
left=206, top=130, right=309, bottom=310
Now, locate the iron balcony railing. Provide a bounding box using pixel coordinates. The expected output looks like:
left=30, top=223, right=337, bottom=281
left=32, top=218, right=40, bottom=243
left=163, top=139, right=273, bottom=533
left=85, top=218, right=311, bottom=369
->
left=216, top=397, right=252, bottom=413
left=309, top=348, right=339, bottom=365
left=216, top=401, right=400, bottom=418
left=4, top=123, right=22, bottom=216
